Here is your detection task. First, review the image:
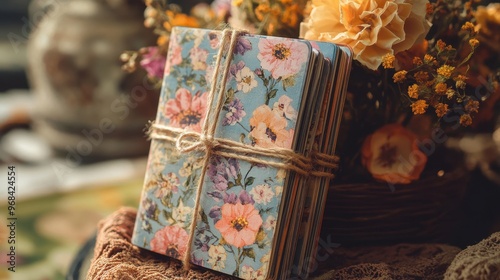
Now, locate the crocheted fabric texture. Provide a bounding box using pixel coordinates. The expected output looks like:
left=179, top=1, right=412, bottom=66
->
left=87, top=207, right=499, bottom=280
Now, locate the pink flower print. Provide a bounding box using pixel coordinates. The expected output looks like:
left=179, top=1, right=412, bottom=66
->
left=215, top=202, right=263, bottom=248
left=165, top=35, right=182, bottom=75
left=190, top=47, right=209, bottom=71
left=257, top=38, right=309, bottom=79
left=209, top=32, right=220, bottom=49
left=165, top=88, right=207, bottom=132
left=155, top=172, right=180, bottom=198
left=150, top=225, right=189, bottom=259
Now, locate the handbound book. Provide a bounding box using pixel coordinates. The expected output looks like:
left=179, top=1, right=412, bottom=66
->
left=132, top=27, right=352, bottom=279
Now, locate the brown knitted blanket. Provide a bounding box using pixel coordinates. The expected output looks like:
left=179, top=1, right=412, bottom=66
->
left=87, top=207, right=498, bottom=279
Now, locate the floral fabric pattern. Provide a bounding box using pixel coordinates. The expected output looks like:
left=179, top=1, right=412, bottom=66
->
left=132, top=27, right=312, bottom=279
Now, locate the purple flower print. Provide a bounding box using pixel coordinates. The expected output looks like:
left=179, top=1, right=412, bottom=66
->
left=209, top=205, right=222, bottom=223
left=223, top=98, right=246, bottom=126
left=207, top=157, right=229, bottom=191
left=191, top=254, right=204, bottom=266
left=223, top=192, right=238, bottom=204
left=194, top=231, right=211, bottom=252
left=238, top=190, right=255, bottom=205
left=254, top=67, right=264, bottom=78
left=234, top=37, right=252, bottom=55
left=207, top=191, right=223, bottom=201
left=222, top=191, right=254, bottom=205
left=140, top=47, right=166, bottom=79
left=226, top=158, right=240, bottom=178
left=229, top=61, right=245, bottom=77
left=142, top=198, right=157, bottom=219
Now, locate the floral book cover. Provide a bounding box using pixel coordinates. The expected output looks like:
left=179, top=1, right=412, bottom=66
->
left=132, top=27, right=317, bottom=279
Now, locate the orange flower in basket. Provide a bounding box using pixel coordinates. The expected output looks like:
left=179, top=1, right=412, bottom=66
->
left=361, top=124, right=427, bottom=185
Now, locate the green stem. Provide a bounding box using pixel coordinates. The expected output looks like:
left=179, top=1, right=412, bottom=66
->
left=237, top=121, right=250, bottom=133
left=243, top=165, right=255, bottom=189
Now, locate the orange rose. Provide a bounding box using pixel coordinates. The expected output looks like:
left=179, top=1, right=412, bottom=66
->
left=300, top=0, right=431, bottom=70
left=361, top=124, right=427, bottom=184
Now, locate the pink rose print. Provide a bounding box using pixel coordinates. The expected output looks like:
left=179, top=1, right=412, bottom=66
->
left=150, top=225, right=189, bottom=259
left=165, top=88, right=207, bottom=132
left=165, top=35, right=182, bottom=75
left=215, top=202, right=263, bottom=248
left=257, top=38, right=309, bottom=79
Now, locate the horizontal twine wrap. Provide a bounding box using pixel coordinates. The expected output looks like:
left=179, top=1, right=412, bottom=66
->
left=147, top=28, right=339, bottom=269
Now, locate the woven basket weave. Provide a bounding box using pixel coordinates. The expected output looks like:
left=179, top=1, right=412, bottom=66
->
left=322, top=164, right=469, bottom=245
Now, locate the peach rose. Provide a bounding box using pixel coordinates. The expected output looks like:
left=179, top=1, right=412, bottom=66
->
left=150, top=225, right=189, bottom=259
left=361, top=124, right=427, bottom=184
left=214, top=202, right=263, bottom=248
left=300, top=0, right=431, bottom=70
left=476, top=3, right=500, bottom=49
left=249, top=105, right=293, bottom=149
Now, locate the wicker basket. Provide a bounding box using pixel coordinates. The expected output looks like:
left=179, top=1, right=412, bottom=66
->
left=322, top=164, right=469, bottom=245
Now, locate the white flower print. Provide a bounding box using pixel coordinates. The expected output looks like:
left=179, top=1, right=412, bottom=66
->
left=236, top=66, right=258, bottom=93
left=274, top=186, right=283, bottom=197
left=249, top=184, right=275, bottom=205
left=208, top=245, right=227, bottom=270
left=273, top=95, right=297, bottom=120
left=241, top=265, right=257, bottom=279
left=172, top=200, right=192, bottom=227
left=263, top=215, right=277, bottom=231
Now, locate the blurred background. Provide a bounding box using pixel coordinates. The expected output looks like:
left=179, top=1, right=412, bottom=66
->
left=0, top=0, right=161, bottom=279
left=1, top=0, right=500, bottom=279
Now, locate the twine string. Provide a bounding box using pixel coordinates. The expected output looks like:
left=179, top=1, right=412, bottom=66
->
left=182, top=29, right=240, bottom=268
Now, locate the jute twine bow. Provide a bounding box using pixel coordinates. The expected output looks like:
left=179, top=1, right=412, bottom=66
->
left=147, top=28, right=340, bottom=268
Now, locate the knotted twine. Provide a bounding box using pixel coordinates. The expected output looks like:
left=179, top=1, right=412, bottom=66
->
left=147, top=28, right=340, bottom=269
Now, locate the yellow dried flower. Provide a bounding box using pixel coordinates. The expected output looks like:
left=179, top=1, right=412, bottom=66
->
left=469, top=38, right=479, bottom=48
left=446, top=88, right=456, bottom=99
left=424, top=54, right=435, bottom=63
left=437, top=65, right=455, bottom=79
left=412, top=57, right=423, bottom=66
left=461, top=22, right=475, bottom=33
left=426, top=3, right=433, bottom=15
left=465, top=100, right=480, bottom=113
left=414, top=71, right=429, bottom=84
left=270, top=5, right=281, bottom=17
left=434, top=82, right=448, bottom=95
left=144, top=6, right=157, bottom=18
left=171, top=13, right=199, bottom=28
left=412, top=100, right=428, bottom=115
left=255, top=3, right=271, bottom=21
left=144, top=17, right=156, bottom=28
left=408, top=84, right=419, bottom=99
left=393, top=70, right=408, bottom=83
left=436, top=40, right=447, bottom=52
left=282, top=3, right=300, bottom=27
left=456, top=80, right=466, bottom=89
left=382, top=54, right=395, bottom=69
left=434, top=103, right=449, bottom=117
left=232, top=0, right=243, bottom=7
left=460, top=114, right=473, bottom=126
